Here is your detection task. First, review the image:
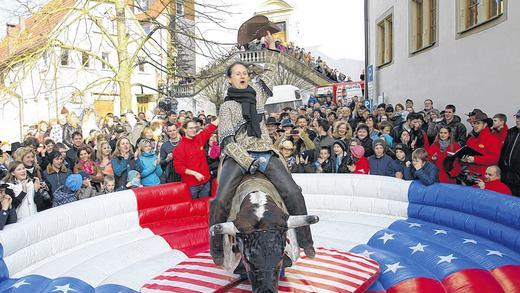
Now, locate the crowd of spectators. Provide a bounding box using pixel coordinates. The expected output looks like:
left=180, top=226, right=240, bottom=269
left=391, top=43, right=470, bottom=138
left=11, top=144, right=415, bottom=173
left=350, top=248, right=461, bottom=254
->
left=0, top=96, right=518, bottom=230
left=242, top=37, right=349, bottom=83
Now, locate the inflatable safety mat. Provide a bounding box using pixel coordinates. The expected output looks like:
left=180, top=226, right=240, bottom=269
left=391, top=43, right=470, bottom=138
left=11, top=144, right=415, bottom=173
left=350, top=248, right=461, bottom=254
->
left=141, top=247, right=380, bottom=292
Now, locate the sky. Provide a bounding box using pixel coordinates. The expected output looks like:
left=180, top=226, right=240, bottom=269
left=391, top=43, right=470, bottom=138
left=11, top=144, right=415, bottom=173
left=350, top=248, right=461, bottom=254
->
left=0, top=0, right=365, bottom=74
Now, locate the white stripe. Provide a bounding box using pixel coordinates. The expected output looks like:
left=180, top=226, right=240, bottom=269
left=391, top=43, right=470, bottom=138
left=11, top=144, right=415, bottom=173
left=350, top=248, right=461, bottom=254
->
left=162, top=272, right=232, bottom=286
left=287, top=266, right=364, bottom=285
left=180, top=258, right=215, bottom=264
left=148, top=279, right=216, bottom=292
left=278, top=280, right=340, bottom=293
left=298, top=258, right=372, bottom=279
left=320, top=249, right=379, bottom=268
left=164, top=265, right=236, bottom=278
left=312, top=254, right=378, bottom=274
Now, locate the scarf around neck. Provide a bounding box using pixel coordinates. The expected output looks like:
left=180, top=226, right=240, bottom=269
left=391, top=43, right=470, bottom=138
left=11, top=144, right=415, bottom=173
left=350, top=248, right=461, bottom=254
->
left=439, top=139, right=450, bottom=152
left=225, top=85, right=262, bottom=138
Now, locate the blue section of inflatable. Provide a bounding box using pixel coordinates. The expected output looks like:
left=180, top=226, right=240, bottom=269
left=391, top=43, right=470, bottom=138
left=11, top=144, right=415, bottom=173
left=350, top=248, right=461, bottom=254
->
left=0, top=243, right=137, bottom=293
left=351, top=181, right=520, bottom=292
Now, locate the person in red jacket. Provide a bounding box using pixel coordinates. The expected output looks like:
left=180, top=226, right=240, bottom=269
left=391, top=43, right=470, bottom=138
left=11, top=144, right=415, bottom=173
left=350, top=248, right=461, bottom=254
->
left=428, top=126, right=461, bottom=183
left=173, top=119, right=219, bottom=199
left=348, top=145, right=369, bottom=174
left=475, top=166, right=512, bottom=195
left=490, top=113, right=508, bottom=145
left=462, top=112, right=501, bottom=181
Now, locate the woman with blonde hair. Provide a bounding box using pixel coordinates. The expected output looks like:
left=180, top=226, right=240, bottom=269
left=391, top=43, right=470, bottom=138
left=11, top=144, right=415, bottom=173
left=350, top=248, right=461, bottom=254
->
left=15, top=147, right=43, bottom=180
left=96, top=141, right=114, bottom=176
left=332, top=121, right=353, bottom=143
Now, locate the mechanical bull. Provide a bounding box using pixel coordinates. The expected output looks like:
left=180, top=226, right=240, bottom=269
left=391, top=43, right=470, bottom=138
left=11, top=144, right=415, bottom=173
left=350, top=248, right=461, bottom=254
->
left=210, top=176, right=319, bottom=293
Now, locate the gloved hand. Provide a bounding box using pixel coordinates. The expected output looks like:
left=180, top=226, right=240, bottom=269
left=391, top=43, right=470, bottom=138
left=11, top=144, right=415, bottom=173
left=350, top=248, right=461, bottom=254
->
left=249, top=157, right=267, bottom=174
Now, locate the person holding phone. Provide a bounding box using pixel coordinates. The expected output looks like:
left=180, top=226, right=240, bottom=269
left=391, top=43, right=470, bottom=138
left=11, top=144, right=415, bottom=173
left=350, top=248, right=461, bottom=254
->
left=0, top=183, right=17, bottom=230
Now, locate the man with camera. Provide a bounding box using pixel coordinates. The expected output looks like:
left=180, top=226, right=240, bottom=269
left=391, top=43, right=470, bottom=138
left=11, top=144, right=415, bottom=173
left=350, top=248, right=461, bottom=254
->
left=475, top=166, right=512, bottom=195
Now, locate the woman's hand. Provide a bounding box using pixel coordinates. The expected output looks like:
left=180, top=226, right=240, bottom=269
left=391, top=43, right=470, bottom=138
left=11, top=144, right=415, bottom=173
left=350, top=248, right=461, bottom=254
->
left=33, top=177, right=41, bottom=192
left=1, top=195, right=12, bottom=210
left=347, top=164, right=356, bottom=172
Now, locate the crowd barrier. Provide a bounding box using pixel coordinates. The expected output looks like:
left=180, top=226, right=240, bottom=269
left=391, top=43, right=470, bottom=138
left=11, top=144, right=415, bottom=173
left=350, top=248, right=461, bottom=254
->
left=0, top=175, right=518, bottom=292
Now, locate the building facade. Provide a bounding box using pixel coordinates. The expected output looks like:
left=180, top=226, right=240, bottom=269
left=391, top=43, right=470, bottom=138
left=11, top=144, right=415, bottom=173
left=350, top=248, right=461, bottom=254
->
left=367, top=0, right=519, bottom=119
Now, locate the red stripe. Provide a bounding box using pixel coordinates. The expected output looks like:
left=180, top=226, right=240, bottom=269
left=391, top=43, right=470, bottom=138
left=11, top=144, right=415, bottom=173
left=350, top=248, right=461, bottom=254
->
left=154, top=275, right=224, bottom=289
left=303, top=255, right=376, bottom=275
left=288, top=268, right=366, bottom=289
left=387, top=277, right=445, bottom=293
left=281, top=275, right=353, bottom=293
left=142, top=282, right=201, bottom=293
left=490, top=265, right=520, bottom=293
left=319, top=248, right=379, bottom=267
left=441, top=268, right=504, bottom=293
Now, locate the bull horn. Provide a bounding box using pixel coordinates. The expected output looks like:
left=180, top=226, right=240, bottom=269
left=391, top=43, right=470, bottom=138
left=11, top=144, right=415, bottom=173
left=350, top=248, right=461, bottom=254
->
left=210, top=222, right=239, bottom=236
left=287, top=215, right=319, bottom=229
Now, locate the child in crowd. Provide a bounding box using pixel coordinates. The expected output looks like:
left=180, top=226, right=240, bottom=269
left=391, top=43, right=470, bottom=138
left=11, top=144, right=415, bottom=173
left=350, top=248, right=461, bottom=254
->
left=126, top=170, right=143, bottom=189
left=0, top=183, right=16, bottom=230
left=313, top=146, right=333, bottom=173
left=77, top=171, right=97, bottom=200
left=348, top=145, right=370, bottom=174
left=410, top=148, right=439, bottom=186
left=98, top=175, right=116, bottom=195
left=53, top=174, right=81, bottom=207
left=394, top=143, right=413, bottom=180
left=368, top=139, right=397, bottom=177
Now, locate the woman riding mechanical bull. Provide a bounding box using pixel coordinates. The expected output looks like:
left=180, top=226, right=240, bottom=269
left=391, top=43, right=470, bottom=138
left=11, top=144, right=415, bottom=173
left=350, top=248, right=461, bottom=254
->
left=210, top=61, right=316, bottom=267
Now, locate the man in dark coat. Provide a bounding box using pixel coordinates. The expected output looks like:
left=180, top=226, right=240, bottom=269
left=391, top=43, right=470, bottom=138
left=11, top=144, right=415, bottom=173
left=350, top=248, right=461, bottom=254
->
left=435, top=105, right=467, bottom=146
left=499, top=110, right=520, bottom=196
left=160, top=123, right=181, bottom=183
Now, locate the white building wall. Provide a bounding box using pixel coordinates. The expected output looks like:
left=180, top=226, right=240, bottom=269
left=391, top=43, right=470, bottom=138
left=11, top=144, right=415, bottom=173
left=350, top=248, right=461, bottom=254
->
left=368, top=1, right=520, bottom=121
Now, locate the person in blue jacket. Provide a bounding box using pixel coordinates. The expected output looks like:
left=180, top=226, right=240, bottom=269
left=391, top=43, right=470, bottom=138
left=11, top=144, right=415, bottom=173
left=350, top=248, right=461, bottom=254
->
left=393, top=143, right=413, bottom=180
left=368, top=139, right=398, bottom=177
left=136, top=139, right=162, bottom=187
left=111, top=137, right=136, bottom=190
left=411, top=148, right=439, bottom=186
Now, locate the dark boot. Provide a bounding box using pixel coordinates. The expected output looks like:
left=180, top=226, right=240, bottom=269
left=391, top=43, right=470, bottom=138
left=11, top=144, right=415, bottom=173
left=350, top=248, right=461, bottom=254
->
left=210, top=158, right=244, bottom=264
left=264, top=157, right=315, bottom=256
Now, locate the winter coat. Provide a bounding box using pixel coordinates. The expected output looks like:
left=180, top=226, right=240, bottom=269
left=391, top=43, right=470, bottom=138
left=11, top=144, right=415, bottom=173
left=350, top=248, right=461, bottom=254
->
left=0, top=207, right=17, bottom=230
left=160, top=139, right=181, bottom=183
left=52, top=185, right=77, bottom=207
left=436, top=116, right=467, bottom=146
left=313, top=158, right=333, bottom=173
left=42, top=164, right=71, bottom=197
left=499, top=126, right=520, bottom=196
left=136, top=152, right=162, bottom=187
left=49, top=124, right=64, bottom=143
left=351, top=156, right=370, bottom=174
left=63, top=124, right=82, bottom=148
left=359, top=136, right=374, bottom=157
left=205, top=143, right=220, bottom=181
left=332, top=154, right=350, bottom=173
left=66, top=145, right=80, bottom=170
left=410, top=162, right=439, bottom=186
left=428, top=140, right=460, bottom=183
left=77, top=186, right=97, bottom=200
left=490, top=124, right=509, bottom=145
left=482, top=179, right=512, bottom=195
left=112, top=154, right=136, bottom=190
left=368, top=154, right=397, bottom=177
left=394, top=159, right=413, bottom=180
left=465, top=127, right=501, bottom=180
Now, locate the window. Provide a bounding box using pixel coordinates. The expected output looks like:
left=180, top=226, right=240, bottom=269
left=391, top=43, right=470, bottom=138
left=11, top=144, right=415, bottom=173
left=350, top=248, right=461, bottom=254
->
left=458, top=0, right=504, bottom=32
left=138, top=57, right=145, bottom=72
left=176, top=0, right=184, bottom=16
left=60, top=49, right=70, bottom=66
left=101, top=52, right=109, bottom=69
left=376, top=14, right=393, bottom=67
left=82, top=52, right=90, bottom=67
left=410, top=0, right=437, bottom=53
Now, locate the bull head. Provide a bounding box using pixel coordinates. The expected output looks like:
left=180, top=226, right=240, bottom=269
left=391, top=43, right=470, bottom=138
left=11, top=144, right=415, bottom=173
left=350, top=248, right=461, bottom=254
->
left=210, top=215, right=319, bottom=293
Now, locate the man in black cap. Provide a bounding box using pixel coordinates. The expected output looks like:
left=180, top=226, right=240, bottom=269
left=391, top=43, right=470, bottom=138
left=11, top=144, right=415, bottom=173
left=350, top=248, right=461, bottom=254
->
left=265, top=116, right=281, bottom=143
left=499, top=110, right=520, bottom=196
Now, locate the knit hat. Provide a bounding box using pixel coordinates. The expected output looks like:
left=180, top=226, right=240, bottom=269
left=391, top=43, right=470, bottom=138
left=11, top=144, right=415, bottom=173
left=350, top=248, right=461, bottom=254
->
left=394, top=143, right=411, bottom=156
left=280, top=118, right=294, bottom=128
left=372, top=138, right=387, bottom=150
left=65, top=174, right=82, bottom=192
left=350, top=145, right=365, bottom=159
left=333, top=140, right=348, bottom=153
left=127, top=170, right=140, bottom=183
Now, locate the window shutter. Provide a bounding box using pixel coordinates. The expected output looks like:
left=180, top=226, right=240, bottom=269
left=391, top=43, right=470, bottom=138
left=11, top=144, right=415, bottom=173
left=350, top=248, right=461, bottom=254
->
left=458, top=0, right=466, bottom=32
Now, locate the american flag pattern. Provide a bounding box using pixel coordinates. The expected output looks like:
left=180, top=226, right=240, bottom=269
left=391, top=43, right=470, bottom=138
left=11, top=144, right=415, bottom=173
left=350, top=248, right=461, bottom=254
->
left=141, top=247, right=380, bottom=293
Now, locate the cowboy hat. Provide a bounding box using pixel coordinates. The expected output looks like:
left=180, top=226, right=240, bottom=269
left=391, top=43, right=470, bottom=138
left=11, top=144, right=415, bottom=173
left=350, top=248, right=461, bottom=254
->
left=237, top=15, right=281, bottom=45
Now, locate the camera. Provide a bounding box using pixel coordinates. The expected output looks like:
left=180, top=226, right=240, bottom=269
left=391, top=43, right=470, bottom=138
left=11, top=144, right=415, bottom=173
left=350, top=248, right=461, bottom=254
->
left=456, top=169, right=481, bottom=186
